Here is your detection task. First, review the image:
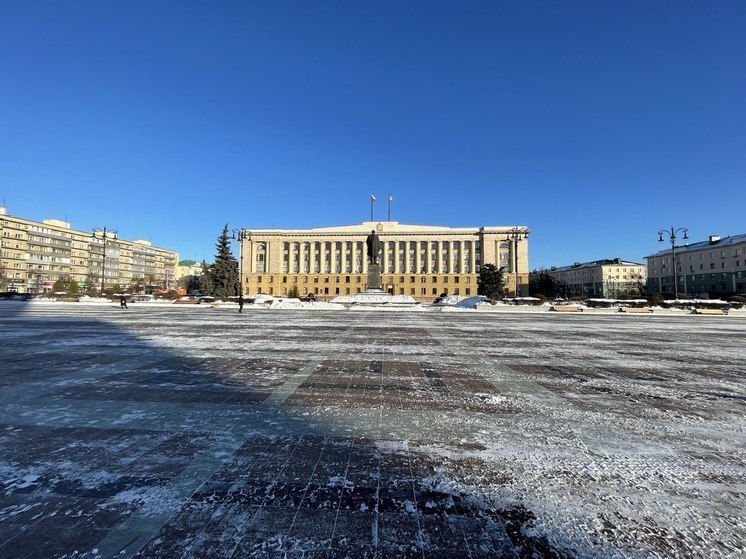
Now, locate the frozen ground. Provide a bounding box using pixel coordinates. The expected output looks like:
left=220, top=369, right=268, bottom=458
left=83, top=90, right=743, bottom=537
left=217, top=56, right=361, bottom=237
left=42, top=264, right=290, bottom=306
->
left=0, top=301, right=744, bottom=558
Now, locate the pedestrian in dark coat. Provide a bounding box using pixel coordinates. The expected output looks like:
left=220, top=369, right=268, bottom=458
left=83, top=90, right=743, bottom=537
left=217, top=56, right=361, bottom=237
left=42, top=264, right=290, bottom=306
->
left=120, top=295, right=128, bottom=309
left=238, top=293, right=244, bottom=313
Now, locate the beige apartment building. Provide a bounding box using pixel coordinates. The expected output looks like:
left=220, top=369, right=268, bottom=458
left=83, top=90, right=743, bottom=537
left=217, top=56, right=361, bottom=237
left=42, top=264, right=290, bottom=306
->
left=645, top=234, right=746, bottom=297
left=0, top=206, right=179, bottom=294
left=549, top=258, right=646, bottom=298
left=237, top=221, right=530, bottom=302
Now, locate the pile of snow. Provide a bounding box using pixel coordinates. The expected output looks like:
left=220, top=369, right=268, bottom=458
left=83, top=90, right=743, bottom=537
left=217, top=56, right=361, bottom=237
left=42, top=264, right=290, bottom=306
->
left=330, top=293, right=418, bottom=305
left=75, top=296, right=113, bottom=304
left=433, top=295, right=466, bottom=306
left=587, top=298, right=647, bottom=304
left=270, top=300, right=345, bottom=310
left=252, top=294, right=279, bottom=304
left=432, top=295, right=487, bottom=309
left=661, top=298, right=729, bottom=305
left=454, top=295, right=487, bottom=308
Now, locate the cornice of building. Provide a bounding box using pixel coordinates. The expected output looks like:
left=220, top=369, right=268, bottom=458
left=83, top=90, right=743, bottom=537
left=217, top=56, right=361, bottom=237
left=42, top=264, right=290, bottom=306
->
left=242, top=222, right=527, bottom=237
left=551, top=258, right=644, bottom=272
left=644, top=233, right=746, bottom=259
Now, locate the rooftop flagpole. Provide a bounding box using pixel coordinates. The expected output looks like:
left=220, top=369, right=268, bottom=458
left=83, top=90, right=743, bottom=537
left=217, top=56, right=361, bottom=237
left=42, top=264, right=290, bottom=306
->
left=387, top=194, right=393, bottom=221
left=370, top=195, right=376, bottom=221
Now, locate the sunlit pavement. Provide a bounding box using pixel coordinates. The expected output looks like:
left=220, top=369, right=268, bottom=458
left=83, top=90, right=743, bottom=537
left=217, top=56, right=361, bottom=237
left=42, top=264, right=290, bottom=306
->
left=0, top=302, right=744, bottom=558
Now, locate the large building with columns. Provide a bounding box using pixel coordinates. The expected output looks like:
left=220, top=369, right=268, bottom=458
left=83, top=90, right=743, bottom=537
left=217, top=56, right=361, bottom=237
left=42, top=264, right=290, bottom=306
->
left=237, top=221, right=529, bottom=302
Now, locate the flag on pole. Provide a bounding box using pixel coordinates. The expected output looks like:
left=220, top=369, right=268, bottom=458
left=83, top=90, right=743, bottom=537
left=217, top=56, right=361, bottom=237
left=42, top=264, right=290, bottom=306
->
left=371, top=195, right=376, bottom=202
left=388, top=194, right=393, bottom=201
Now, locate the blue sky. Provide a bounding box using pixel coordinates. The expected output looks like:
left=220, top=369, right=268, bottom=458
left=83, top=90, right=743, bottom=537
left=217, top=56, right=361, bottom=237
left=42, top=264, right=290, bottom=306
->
left=1, top=1, right=744, bottom=268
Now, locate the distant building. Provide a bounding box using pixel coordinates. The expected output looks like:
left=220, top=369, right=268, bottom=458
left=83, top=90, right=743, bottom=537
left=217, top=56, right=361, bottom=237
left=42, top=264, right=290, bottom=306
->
left=0, top=206, right=179, bottom=294
left=175, top=259, right=204, bottom=295
left=645, top=234, right=746, bottom=297
left=236, top=221, right=530, bottom=301
left=549, top=258, right=646, bottom=298
left=175, top=260, right=203, bottom=282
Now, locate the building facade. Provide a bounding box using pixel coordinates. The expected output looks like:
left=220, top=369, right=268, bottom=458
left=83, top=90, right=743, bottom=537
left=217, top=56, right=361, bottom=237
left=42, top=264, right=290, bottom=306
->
left=237, top=221, right=530, bottom=302
left=645, top=234, right=746, bottom=297
left=549, top=258, right=646, bottom=298
left=0, top=206, right=179, bottom=294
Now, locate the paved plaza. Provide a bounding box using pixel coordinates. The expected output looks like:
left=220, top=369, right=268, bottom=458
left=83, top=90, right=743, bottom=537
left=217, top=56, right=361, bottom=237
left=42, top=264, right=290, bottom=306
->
left=0, top=302, right=744, bottom=558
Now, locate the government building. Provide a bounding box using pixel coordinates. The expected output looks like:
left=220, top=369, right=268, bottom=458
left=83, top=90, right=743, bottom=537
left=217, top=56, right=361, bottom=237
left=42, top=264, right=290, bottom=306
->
left=0, top=206, right=179, bottom=294
left=645, top=233, right=746, bottom=298
left=237, top=221, right=529, bottom=302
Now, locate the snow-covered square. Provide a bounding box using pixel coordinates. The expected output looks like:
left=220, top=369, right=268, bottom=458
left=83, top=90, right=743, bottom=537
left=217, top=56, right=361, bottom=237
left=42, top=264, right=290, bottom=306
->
left=0, top=301, right=743, bottom=558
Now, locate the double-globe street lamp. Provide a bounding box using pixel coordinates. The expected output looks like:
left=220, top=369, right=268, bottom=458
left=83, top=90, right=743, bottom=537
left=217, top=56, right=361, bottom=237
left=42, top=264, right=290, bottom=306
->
left=92, top=227, right=117, bottom=294
left=505, top=227, right=530, bottom=297
left=232, top=228, right=249, bottom=295
left=657, top=226, right=688, bottom=299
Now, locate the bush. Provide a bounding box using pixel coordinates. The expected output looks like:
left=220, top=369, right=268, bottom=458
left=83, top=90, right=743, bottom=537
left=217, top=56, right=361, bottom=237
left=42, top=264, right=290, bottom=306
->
left=646, top=293, right=664, bottom=306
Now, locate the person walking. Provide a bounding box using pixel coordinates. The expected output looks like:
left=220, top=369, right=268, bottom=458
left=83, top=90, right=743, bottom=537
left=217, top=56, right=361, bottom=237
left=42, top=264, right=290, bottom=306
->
left=120, top=295, right=128, bottom=309
left=238, top=293, right=244, bottom=313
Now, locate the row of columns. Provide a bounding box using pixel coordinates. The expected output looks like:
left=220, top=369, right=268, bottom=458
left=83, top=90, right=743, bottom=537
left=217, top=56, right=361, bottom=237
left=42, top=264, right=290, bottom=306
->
left=251, top=238, right=481, bottom=275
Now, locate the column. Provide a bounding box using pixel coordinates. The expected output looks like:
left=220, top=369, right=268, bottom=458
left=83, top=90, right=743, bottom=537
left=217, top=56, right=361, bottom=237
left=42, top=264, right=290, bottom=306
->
left=469, top=240, right=476, bottom=273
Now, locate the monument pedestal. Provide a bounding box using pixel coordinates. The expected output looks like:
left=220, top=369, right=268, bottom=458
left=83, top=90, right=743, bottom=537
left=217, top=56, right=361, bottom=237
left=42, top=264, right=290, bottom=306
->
left=330, top=261, right=418, bottom=306
left=366, top=263, right=382, bottom=291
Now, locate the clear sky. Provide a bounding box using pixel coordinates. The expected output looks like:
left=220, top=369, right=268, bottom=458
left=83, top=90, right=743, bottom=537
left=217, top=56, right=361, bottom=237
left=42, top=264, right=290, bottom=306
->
left=1, top=1, right=744, bottom=268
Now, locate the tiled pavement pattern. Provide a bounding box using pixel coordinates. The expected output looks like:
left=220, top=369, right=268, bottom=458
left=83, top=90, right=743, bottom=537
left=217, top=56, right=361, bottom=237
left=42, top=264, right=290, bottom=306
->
left=0, top=304, right=744, bottom=558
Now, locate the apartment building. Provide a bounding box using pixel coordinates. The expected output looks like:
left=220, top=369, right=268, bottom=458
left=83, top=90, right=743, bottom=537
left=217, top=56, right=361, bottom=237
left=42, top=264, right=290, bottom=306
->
left=237, top=221, right=530, bottom=302
left=0, top=206, right=178, bottom=293
left=645, top=234, right=746, bottom=297
left=549, top=258, right=646, bottom=298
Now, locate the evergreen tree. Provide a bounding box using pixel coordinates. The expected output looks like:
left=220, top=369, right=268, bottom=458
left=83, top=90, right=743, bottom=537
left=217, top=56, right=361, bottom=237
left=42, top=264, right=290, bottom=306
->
left=477, top=264, right=505, bottom=299
left=199, top=260, right=214, bottom=296
left=209, top=224, right=239, bottom=299
left=529, top=269, right=559, bottom=298
left=52, top=279, right=66, bottom=293
left=68, top=280, right=80, bottom=295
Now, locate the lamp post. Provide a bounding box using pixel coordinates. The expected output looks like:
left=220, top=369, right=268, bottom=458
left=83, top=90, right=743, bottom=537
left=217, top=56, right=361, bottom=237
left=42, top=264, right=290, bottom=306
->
left=92, top=227, right=117, bottom=294
left=657, top=226, right=688, bottom=299
left=232, top=229, right=249, bottom=295
left=505, top=227, right=529, bottom=297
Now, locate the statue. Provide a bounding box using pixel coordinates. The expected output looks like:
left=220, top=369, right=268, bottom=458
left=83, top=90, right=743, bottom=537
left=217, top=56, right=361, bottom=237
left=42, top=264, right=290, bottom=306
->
left=366, top=230, right=380, bottom=264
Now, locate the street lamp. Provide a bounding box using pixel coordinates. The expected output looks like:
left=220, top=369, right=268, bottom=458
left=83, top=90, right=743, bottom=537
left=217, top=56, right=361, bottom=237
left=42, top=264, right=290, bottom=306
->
left=92, top=227, right=117, bottom=294
left=505, top=227, right=530, bottom=297
left=657, top=226, right=688, bottom=299
left=232, top=229, right=249, bottom=295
